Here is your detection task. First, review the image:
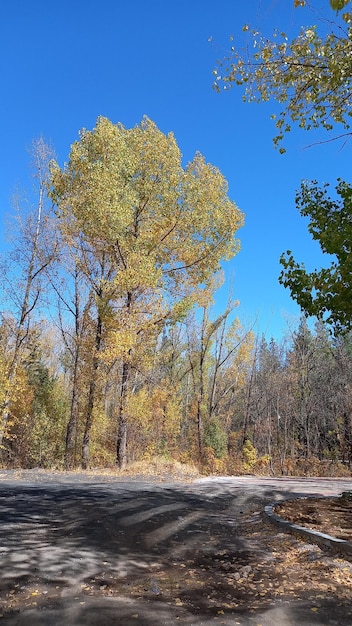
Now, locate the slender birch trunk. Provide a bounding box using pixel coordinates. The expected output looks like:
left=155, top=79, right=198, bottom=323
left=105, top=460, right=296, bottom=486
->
left=0, top=139, right=53, bottom=450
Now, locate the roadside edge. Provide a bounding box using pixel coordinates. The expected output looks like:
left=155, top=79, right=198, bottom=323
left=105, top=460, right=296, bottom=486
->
left=265, top=497, right=352, bottom=557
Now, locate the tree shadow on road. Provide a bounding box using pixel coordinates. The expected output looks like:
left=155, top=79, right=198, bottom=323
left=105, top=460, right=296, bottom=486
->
left=0, top=478, right=351, bottom=625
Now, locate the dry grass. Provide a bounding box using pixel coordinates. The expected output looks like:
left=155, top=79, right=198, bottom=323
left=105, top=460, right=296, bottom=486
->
left=85, top=456, right=202, bottom=482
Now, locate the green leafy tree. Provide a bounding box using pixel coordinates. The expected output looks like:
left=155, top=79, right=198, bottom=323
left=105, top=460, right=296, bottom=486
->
left=214, top=2, right=352, bottom=334
left=279, top=179, right=352, bottom=333
left=22, top=337, right=68, bottom=467
left=204, top=417, right=227, bottom=458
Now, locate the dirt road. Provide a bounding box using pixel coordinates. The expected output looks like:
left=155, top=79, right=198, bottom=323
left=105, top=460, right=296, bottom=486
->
left=0, top=471, right=351, bottom=625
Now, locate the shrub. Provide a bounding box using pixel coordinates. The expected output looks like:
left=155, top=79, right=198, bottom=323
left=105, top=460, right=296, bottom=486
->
left=204, top=418, right=227, bottom=459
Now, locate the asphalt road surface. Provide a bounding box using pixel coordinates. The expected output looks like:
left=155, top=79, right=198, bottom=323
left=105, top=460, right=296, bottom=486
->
left=0, top=471, right=351, bottom=625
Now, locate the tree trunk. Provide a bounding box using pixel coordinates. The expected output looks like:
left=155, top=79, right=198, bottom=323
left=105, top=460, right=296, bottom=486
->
left=65, top=366, right=79, bottom=469
left=64, top=270, right=83, bottom=470
left=197, top=399, right=204, bottom=459
left=242, top=346, right=257, bottom=444
left=116, top=291, right=133, bottom=470
left=116, top=360, right=130, bottom=469
left=343, top=410, right=352, bottom=467
left=81, top=314, right=102, bottom=470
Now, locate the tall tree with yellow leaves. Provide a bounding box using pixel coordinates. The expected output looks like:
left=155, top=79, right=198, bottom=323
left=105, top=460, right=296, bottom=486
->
left=50, top=117, right=243, bottom=469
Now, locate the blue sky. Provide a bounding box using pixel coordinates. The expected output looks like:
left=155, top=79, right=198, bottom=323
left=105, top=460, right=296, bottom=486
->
left=1, top=0, right=350, bottom=341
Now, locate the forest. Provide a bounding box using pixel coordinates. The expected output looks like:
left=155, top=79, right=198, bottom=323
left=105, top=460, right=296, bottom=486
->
left=0, top=117, right=351, bottom=478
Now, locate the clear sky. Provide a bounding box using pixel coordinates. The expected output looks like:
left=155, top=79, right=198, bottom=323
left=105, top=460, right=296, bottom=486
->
left=1, top=0, right=350, bottom=341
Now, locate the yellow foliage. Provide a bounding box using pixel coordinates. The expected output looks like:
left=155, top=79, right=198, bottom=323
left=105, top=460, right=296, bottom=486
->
left=49, top=116, right=244, bottom=465
left=0, top=353, right=9, bottom=410
left=50, top=116, right=244, bottom=361
left=85, top=401, right=117, bottom=467
left=123, top=382, right=182, bottom=457
left=10, top=366, right=34, bottom=425
left=0, top=357, right=33, bottom=446
left=242, top=439, right=257, bottom=472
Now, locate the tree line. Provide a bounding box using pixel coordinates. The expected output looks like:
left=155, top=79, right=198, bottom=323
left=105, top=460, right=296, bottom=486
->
left=0, top=128, right=351, bottom=476
left=1, top=248, right=352, bottom=476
